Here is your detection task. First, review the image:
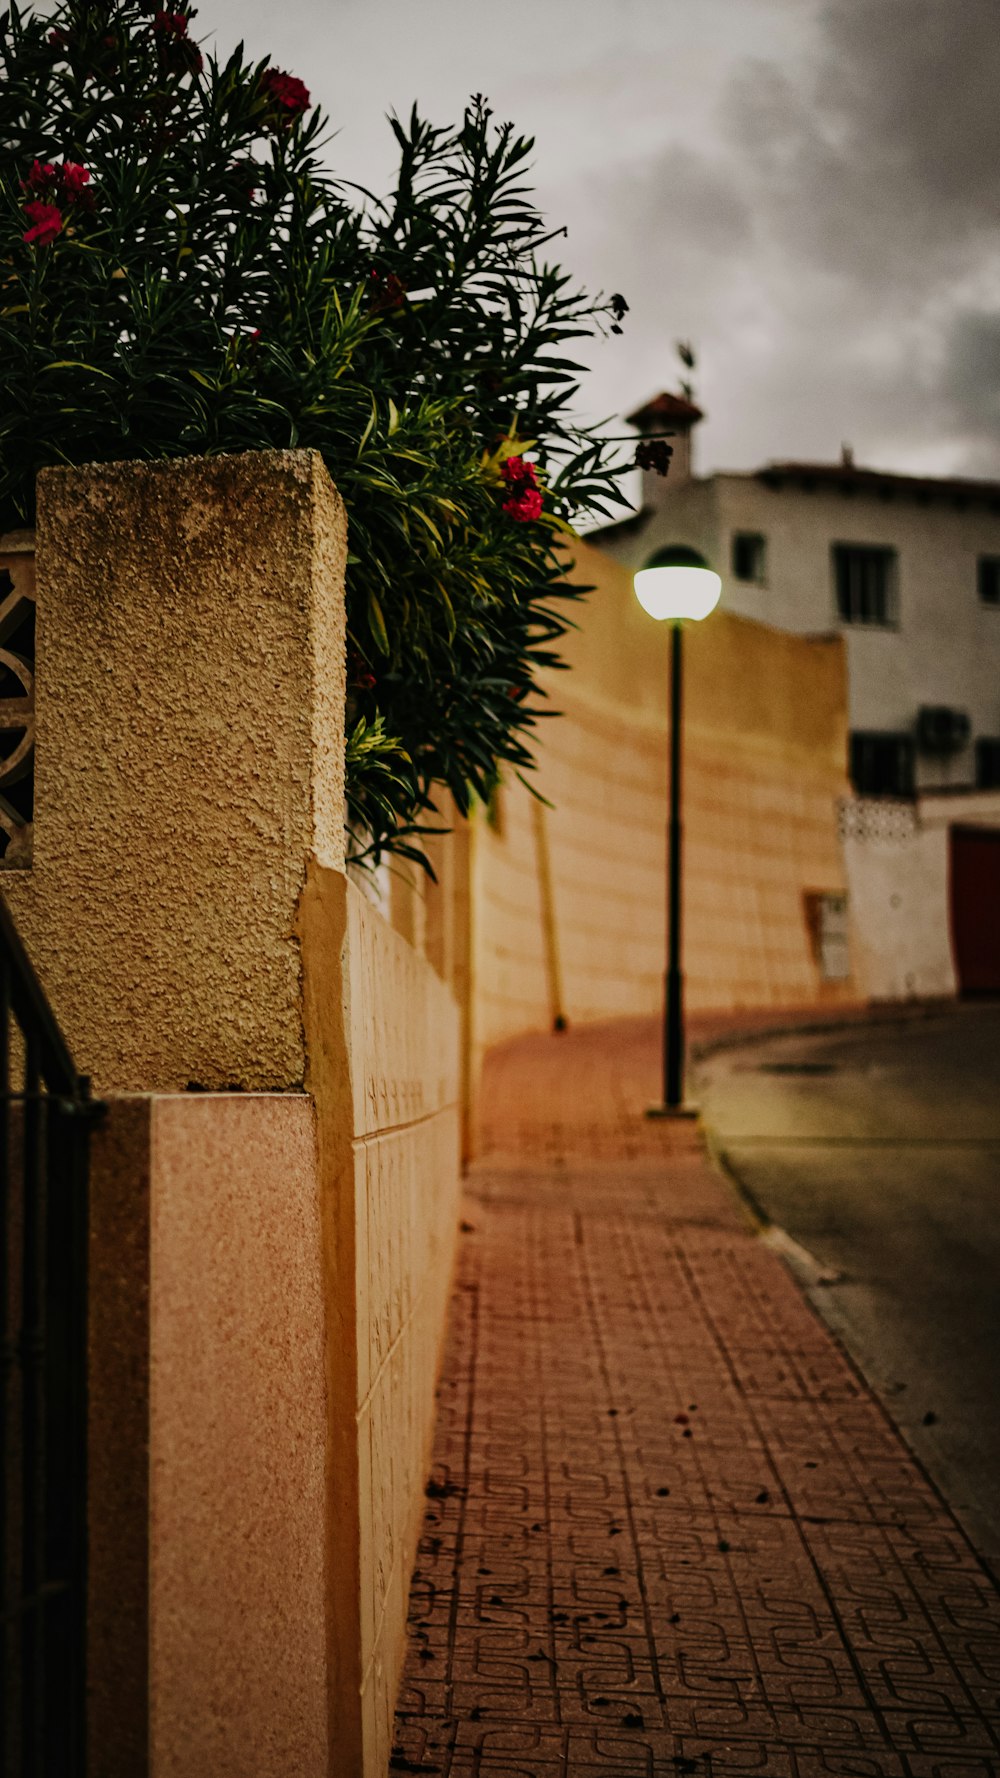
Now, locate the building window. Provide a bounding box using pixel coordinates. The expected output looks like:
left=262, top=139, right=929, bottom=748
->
left=849, top=731, right=915, bottom=799
left=976, top=738, right=1000, bottom=789
left=978, top=557, right=1000, bottom=605
left=732, top=532, right=767, bottom=583
left=803, top=890, right=851, bottom=981
left=833, top=544, right=897, bottom=625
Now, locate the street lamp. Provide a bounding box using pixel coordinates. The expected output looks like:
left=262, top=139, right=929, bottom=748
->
left=634, top=546, right=722, bottom=1116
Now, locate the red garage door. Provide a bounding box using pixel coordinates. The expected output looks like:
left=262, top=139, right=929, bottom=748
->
left=950, top=826, right=1000, bottom=994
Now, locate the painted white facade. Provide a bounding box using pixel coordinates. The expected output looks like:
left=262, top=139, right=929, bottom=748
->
left=841, top=791, right=1000, bottom=1001
left=596, top=412, right=1000, bottom=794
left=591, top=397, right=1000, bottom=1002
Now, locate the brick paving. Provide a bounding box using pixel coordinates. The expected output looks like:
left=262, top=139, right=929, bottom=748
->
left=392, top=1018, right=1000, bottom=1776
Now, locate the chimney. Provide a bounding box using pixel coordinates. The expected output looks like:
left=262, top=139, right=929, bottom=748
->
left=626, top=390, right=705, bottom=500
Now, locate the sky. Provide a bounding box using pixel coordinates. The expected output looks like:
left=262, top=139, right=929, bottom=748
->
left=198, top=0, right=1000, bottom=482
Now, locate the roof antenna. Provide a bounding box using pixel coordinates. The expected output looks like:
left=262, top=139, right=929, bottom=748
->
left=841, top=442, right=854, bottom=468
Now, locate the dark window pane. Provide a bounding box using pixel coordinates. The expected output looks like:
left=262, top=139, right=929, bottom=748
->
left=976, top=738, right=1000, bottom=788
left=978, top=557, right=1000, bottom=604
left=732, top=532, right=766, bottom=582
left=833, top=545, right=895, bottom=624
left=849, top=731, right=915, bottom=798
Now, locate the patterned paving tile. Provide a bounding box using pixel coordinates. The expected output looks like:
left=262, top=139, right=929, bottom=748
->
left=392, top=1031, right=1000, bottom=1776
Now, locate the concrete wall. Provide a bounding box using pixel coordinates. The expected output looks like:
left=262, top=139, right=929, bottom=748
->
left=472, top=540, right=854, bottom=1053
left=842, top=790, right=1000, bottom=999
left=300, top=867, right=460, bottom=1775
left=88, top=887, right=460, bottom=1778
left=88, top=1108, right=331, bottom=1778
left=5, top=454, right=461, bottom=1778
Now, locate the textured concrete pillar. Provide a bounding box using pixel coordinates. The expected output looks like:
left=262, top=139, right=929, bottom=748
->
left=3, top=449, right=347, bottom=1093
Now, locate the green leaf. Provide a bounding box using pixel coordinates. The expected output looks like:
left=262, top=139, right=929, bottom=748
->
left=39, top=361, right=118, bottom=381
left=367, top=589, right=390, bottom=655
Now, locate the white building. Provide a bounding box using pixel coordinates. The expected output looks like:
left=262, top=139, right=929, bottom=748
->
left=593, top=390, right=1000, bottom=1000
left=595, top=391, right=1000, bottom=800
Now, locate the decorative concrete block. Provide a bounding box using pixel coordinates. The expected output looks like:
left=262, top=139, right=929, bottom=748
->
left=3, top=450, right=347, bottom=1093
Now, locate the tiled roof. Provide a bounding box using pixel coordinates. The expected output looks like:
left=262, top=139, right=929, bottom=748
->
left=758, top=460, right=1000, bottom=503
left=626, top=390, right=704, bottom=428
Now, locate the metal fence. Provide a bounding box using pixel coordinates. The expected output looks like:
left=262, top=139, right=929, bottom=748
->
left=1, top=899, right=100, bottom=1778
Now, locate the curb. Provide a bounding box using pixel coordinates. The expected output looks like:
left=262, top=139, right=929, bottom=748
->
left=688, top=993, right=955, bottom=1065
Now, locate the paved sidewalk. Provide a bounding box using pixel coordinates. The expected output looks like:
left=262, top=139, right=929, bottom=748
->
left=391, top=1020, right=1000, bottom=1776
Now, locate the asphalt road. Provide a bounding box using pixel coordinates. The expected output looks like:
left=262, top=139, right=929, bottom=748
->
left=695, top=1005, right=1000, bottom=1577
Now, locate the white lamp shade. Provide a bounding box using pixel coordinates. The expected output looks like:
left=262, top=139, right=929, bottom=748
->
left=634, top=564, right=722, bottom=622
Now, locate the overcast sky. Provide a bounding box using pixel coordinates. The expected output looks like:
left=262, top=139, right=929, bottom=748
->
left=201, top=0, right=999, bottom=481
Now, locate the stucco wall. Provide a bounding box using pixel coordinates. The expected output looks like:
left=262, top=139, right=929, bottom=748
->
left=87, top=875, right=461, bottom=1778
left=149, top=1095, right=330, bottom=1778
left=87, top=1094, right=330, bottom=1778
left=473, top=540, right=854, bottom=1051
left=300, top=865, right=461, bottom=1777
left=842, top=790, right=1000, bottom=1000
left=2, top=450, right=347, bottom=1092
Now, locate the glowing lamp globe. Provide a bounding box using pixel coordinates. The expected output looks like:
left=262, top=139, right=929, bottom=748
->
left=634, top=546, right=722, bottom=622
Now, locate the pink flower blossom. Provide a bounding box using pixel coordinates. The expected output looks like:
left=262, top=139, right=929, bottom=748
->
left=502, top=486, right=543, bottom=523
left=22, top=160, right=57, bottom=195
left=500, top=455, right=538, bottom=489
left=260, top=68, right=310, bottom=121
left=22, top=160, right=95, bottom=223
left=22, top=201, right=63, bottom=247
left=59, top=162, right=91, bottom=200
left=152, top=10, right=203, bottom=74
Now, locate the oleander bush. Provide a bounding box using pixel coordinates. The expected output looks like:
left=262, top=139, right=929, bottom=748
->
left=0, top=0, right=629, bottom=863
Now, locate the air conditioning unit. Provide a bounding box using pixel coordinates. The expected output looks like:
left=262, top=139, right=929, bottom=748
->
left=916, top=706, right=971, bottom=755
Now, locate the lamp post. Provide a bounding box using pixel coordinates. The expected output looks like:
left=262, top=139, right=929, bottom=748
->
left=634, top=547, right=722, bottom=1116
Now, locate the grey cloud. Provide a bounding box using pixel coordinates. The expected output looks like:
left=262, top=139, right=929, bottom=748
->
left=942, top=311, right=1000, bottom=444
left=545, top=142, right=756, bottom=438
left=586, top=142, right=754, bottom=269
left=193, top=0, right=999, bottom=477
left=820, top=0, right=1000, bottom=220
left=713, top=0, right=1000, bottom=473
left=731, top=0, right=1000, bottom=284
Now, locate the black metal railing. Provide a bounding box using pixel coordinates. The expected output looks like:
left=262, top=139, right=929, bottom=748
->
left=1, top=898, right=100, bottom=1778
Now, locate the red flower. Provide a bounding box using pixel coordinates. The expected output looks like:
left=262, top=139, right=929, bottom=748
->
left=23, top=161, right=95, bottom=218
left=500, top=456, right=543, bottom=518
left=260, top=68, right=310, bottom=121
left=48, top=26, right=72, bottom=51
left=367, top=267, right=407, bottom=314
left=500, top=455, right=538, bottom=489
left=60, top=162, right=91, bottom=200
left=152, top=10, right=203, bottom=74
left=502, top=486, right=543, bottom=524
left=22, top=160, right=57, bottom=196
left=22, top=202, right=63, bottom=247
